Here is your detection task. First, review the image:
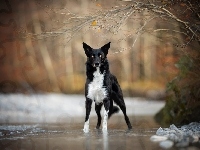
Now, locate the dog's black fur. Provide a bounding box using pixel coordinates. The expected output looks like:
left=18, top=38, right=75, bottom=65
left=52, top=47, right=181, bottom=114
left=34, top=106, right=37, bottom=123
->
left=83, top=42, right=132, bottom=131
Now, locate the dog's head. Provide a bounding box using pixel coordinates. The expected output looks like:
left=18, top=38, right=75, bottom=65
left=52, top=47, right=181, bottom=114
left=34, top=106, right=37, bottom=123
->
left=83, top=42, right=110, bottom=67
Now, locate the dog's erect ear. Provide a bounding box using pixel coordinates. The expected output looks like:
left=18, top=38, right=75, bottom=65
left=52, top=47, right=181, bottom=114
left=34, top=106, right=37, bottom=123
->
left=101, top=42, right=111, bottom=56
left=83, top=42, right=92, bottom=57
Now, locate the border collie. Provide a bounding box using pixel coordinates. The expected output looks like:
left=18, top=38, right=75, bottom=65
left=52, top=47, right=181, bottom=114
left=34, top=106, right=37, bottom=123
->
left=82, top=42, right=132, bottom=133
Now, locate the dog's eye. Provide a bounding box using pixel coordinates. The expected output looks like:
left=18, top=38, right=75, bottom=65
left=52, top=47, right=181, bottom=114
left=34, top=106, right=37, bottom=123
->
left=91, top=55, right=94, bottom=58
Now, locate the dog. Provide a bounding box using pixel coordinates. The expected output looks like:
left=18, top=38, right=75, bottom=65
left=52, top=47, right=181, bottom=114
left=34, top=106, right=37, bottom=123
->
left=82, top=42, right=132, bottom=133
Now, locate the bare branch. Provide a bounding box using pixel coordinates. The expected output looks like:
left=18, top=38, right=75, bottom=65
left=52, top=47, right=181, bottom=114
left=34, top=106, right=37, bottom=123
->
left=17, top=0, right=199, bottom=50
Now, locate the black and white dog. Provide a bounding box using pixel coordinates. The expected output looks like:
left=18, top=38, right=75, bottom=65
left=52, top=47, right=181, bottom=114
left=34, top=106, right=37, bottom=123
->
left=83, top=42, right=132, bottom=133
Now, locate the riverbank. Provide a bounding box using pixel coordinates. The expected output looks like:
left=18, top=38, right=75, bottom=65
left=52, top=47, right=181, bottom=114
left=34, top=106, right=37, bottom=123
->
left=0, top=93, right=164, bottom=124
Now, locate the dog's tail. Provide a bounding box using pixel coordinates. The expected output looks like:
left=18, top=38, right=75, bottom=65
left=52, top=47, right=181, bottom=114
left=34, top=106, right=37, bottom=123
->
left=108, top=106, right=120, bottom=119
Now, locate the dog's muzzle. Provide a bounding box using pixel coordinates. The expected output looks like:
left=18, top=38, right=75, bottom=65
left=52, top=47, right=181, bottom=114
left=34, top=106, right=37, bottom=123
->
left=94, top=63, right=100, bottom=67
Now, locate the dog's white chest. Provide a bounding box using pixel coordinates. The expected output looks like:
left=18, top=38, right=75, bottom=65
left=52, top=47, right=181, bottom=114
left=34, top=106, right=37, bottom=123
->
left=87, top=68, right=107, bottom=104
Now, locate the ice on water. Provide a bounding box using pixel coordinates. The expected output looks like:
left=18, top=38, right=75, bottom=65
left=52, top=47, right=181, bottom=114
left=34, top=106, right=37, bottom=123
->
left=151, top=122, right=200, bottom=148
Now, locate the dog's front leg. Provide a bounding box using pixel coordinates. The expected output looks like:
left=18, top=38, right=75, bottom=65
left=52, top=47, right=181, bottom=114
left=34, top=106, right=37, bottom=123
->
left=102, top=98, right=110, bottom=131
left=95, top=103, right=103, bottom=129
left=83, top=98, right=92, bottom=133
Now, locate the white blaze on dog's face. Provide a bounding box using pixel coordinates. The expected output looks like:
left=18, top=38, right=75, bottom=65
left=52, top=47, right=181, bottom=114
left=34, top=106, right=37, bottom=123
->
left=83, top=42, right=111, bottom=67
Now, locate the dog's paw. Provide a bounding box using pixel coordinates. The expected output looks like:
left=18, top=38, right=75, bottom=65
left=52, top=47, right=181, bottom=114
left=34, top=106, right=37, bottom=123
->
left=102, top=128, right=107, bottom=132
left=102, top=125, right=107, bottom=131
left=83, top=127, right=89, bottom=133
left=95, top=126, right=101, bottom=130
left=83, top=122, right=90, bottom=133
left=125, top=128, right=133, bottom=133
left=128, top=125, right=132, bottom=130
left=83, top=124, right=89, bottom=133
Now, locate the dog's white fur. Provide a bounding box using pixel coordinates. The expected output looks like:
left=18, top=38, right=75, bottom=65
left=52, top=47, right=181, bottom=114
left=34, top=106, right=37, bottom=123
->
left=87, top=67, right=107, bottom=104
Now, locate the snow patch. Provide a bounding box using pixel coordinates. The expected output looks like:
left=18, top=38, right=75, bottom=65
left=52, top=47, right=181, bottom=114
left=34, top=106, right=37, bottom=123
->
left=151, top=122, right=200, bottom=148
left=159, top=140, right=174, bottom=149
left=0, top=94, right=164, bottom=123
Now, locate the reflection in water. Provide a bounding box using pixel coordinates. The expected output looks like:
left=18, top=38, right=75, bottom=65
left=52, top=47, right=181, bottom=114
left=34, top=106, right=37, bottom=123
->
left=84, top=132, right=91, bottom=150
left=103, top=131, right=108, bottom=150
left=84, top=130, right=109, bottom=150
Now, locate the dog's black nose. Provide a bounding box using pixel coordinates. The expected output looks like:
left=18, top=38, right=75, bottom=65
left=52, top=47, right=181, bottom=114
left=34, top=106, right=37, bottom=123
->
left=95, top=63, right=100, bottom=67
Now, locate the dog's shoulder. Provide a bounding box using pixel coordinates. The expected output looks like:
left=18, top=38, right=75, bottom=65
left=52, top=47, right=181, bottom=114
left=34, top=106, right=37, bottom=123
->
left=109, top=73, right=122, bottom=94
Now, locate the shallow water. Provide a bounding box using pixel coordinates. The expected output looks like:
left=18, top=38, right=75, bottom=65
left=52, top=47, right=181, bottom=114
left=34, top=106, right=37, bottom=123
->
left=0, top=116, right=165, bottom=150
left=1, top=116, right=200, bottom=150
